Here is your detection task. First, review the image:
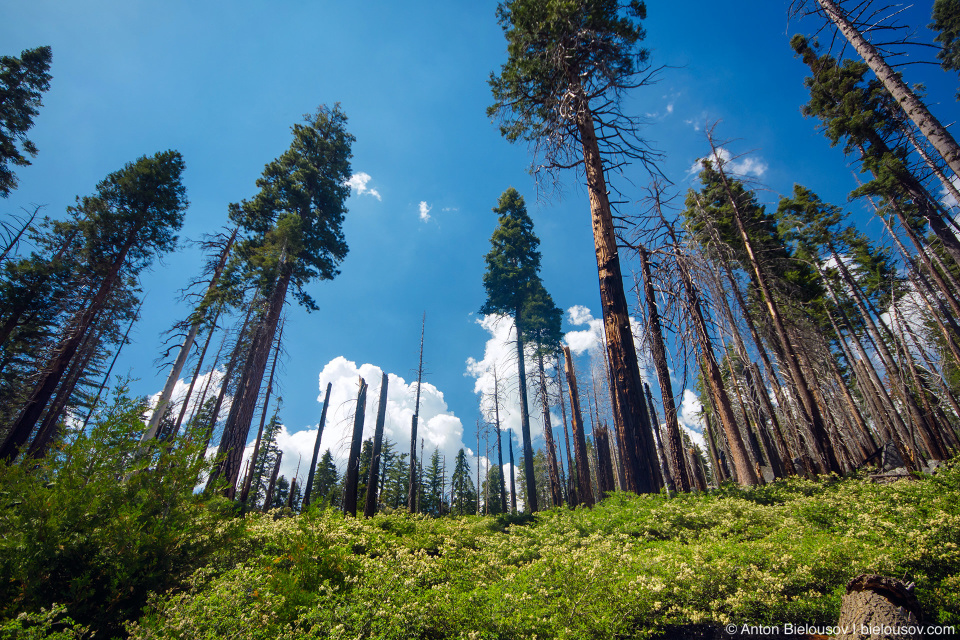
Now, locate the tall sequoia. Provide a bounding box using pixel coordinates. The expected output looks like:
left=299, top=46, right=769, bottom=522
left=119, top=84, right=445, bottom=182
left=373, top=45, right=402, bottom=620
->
left=489, top=0, right=661, bottom=493
left=1, top=151, right=188, bottom=460
left=481, top=187, right=542, bottom=512
left=210, top=105, right=352, bottom=494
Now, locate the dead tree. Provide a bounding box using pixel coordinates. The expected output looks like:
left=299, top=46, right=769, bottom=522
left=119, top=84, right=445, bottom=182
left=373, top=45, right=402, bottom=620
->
left=408, top=313, right=424, bottom=513
left=563, top=346, right=594, bottom=507
left=302, top=382, right=332, bottom=509
left=364, top=372, right=389, bottom=517
left=343, top=377, right=368, bottom=517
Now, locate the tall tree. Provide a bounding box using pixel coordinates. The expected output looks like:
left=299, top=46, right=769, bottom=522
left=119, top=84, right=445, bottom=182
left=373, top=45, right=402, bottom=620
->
left=480, top=187, right=542, bottom=512
left=1, top=151, right=188, bottom=460
left=523, top=280, right=565, bottom=507
left=450, top=448, right=477, bottom=516
left=794, top=0, right=960, bottom=176
left=211, top=104, right=352, bottom=494
left=0, top=45, right=52, bottom=197
left=489, top=0, right=661, bottom=494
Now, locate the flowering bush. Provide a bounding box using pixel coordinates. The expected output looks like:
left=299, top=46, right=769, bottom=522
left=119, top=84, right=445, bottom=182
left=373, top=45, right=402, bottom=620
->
left=126, top=462, right=960, bottom=639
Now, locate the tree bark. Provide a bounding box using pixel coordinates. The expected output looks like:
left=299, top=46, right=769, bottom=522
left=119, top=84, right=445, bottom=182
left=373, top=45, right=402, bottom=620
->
left=0, top=233, right=138, bottom=461
left=638, top=245, right=692, bottom=491
left=817, top=0, right=960, bottom=178
left=836, top=574, right=921, bottom=640
left=537, top=353, right=564, bottom=507
left=302, top=382, right=332, bottom=509
left=513, top=306, right=538, bottom=512
left=364, top=372, right=389, bottom=517
left=563, top=346, right=594, bottom=507
left=143, top=228, right=236, bottom=442
left=343, top=377, right=368, bottom=517
left=577, top=103, right=659, bottom=494
left=408, top=314, right=424, bottom=512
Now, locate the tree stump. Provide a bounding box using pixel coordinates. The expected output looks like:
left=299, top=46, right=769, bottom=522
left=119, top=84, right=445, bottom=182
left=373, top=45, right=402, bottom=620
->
left=836, top=574, right=921, bottom=639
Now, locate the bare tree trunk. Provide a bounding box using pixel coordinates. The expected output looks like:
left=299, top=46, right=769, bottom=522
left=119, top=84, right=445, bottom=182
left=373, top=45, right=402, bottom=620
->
left=302, top=382, right=332, bottom=509
left=239, top=320, right=284, bottom=507
left=563, top=346, right=594, bottom=507
left=263, top=451, right=283, bottom=511
left=513, top=306, right=539, bottom=512
left=594, top=425, right=616, bottom=497
left=508, top=431, right=517, bottom=513
left=816, top=0, right=960, bottom=177
left=364, top=372, right=389, bottom=517
left=555, top=356, right=579, bottom=504
left=637, top=245, right=692, bottom=491
left=216, top=270, right=290, bottom=496
left=537, top=354, right=564, bottom=507
left=408, top=313, right=425, bottom=512
left=577, top=103, right=659, bottom=494
left=492, top=368, right=508, bottom=513
left=143, top=228, right=236, bottom=442
left=343, top=377, right=368, bottom=517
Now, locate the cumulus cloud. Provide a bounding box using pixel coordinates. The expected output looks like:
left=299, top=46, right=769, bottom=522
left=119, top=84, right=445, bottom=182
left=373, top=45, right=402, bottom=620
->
left=562, top=305, right=649, bottom=375
left=687, top=146, right=768, bottom=179
left=226, top=356, right=477, bottom=490
left=677, top=388, right=706, bottom=451
left=145, top=368, right=227, bottom=427
left=418, top=201, right=432, bottom=222
left=346, top=172, right=382, bottom=200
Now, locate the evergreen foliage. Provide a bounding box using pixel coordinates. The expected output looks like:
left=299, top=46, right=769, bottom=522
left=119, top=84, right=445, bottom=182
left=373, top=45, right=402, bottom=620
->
left=0, top=45, right=52, bottom=197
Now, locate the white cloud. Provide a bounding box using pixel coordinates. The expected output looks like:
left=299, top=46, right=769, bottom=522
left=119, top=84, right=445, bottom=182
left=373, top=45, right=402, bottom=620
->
left=145, top=368, right=228, bottom=427
left=562, top=305, right=648, bottom=375
left=687, top=147, right=768, bottom=179
left=940, top=175, right=960, bottom=209
left=230, top=356, right=476, bottom=491
left=418, top=201, right=432, bottom=222
left=346, top=172, right=382, bottom=201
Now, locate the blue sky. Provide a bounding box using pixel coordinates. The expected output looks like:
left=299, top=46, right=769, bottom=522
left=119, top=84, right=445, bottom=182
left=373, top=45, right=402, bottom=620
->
left=3, top=1, right=956, bottom=485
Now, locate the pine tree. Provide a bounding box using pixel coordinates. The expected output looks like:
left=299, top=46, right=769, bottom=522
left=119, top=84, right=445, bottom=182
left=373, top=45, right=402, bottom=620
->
left=481, top=187, right=543, bottom=512
left=1, top=151, right=188, bottom=460
left=0, top=45, right=52, bottom=197
left=489, top=0, right=662, bottom=494
left=450, top=448, right=477, bottom=516
left=211, top=104, right=352, bottom=495
left=309, top=450, right=339, bottom=509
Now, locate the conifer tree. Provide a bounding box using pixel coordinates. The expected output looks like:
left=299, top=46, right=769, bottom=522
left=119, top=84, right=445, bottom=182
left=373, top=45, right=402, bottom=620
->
left=481, top=187, right=542, bottom=512
left=0, top=45, right=52, bottom=197
left=1, top=151, right=187, bottom=460
left=489, top=0, right=662, bottom=494
left=211, top=104, right=352, bottom=494
left=450, top=448, right=477, bottom=515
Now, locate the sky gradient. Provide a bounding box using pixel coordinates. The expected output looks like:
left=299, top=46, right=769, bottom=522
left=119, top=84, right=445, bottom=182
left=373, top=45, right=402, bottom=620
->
left=2, top=1, right=956, bottom=487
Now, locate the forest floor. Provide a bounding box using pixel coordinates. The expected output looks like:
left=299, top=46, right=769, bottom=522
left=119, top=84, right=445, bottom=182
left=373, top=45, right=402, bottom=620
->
left=3, top=442, right=959, bottom=639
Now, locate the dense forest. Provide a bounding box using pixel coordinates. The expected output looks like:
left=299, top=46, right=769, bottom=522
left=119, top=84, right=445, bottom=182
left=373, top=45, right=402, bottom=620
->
left=2, top=0, right=960, bottom=637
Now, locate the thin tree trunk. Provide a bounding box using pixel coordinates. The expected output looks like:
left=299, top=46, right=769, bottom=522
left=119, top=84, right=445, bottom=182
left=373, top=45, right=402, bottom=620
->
left=816, top=0, right=960, bottom=176
left=408, top=313, right=425, bottom=512
left=364, top=372, right=389, bottom=517
left=513, top=306, right=538, bottom=512
left=555, top=356, right=579, bottom=503
left=143, top=228, right=236, bottom=442
left=494, top=369, right=508, bottom=513
left=537, top=353, right=563, bottom=507
left=508, top=432, right=517, bottom=513
left=637, top=245, right=691, bottom=491
left=263, top=451, right=283, bottom=511
left=563, top=346, right=594, bottom=507
left=343, top=377, right=368, bottom=517
left=302, top=382, right=332, bottom=509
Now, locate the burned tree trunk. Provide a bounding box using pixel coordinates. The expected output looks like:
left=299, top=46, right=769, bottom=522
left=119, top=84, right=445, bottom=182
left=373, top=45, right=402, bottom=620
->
left=302, top=382, right=332, bottom=510
left=263, top=451, right=283, bottom=511
left=408, top=313, right=425, bottom=513
left=364, top=372, right=389, bottom=517
left=563, top=346, right=594, bottom=507
left=594, top=425, right=616, bottom=497
left=343, top=377, right=368, bottom=517
left=836, top=574, right=921, bottom=640
left=537, top=353, right=564, bottom=507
